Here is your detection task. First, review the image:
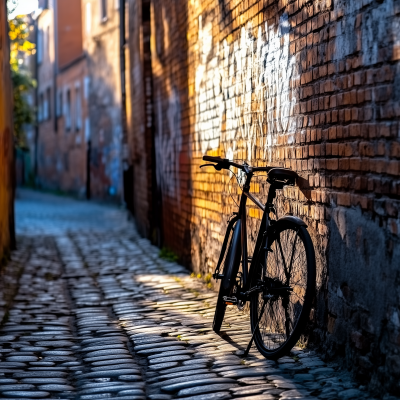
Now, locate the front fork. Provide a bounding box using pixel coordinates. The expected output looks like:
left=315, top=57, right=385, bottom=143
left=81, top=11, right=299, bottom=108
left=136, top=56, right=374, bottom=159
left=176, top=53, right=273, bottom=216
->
left=212, top=213, right=239, bottom=280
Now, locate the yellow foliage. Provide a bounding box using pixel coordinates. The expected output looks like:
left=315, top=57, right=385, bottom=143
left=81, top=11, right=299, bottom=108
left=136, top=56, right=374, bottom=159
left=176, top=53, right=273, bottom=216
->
left=8, top=15, right=35, bottom=71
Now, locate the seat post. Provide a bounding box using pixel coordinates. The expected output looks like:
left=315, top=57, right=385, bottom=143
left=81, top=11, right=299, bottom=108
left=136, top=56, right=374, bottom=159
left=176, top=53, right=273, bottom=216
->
left=266, top=183, right=277, bottom=209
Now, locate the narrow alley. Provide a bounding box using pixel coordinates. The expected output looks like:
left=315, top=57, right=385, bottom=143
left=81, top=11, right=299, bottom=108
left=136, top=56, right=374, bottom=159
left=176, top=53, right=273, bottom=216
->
left=0, top=191, right=381, bottom=400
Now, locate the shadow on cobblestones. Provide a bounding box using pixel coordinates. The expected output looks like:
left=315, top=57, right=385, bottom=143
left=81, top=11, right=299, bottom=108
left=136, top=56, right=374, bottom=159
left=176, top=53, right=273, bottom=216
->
left=0, top=190, right=391, bottom=400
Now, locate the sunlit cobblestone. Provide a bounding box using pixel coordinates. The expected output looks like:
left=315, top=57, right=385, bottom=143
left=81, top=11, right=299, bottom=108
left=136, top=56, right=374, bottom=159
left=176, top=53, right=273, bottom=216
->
left=0, top=190, right=389, bottom=399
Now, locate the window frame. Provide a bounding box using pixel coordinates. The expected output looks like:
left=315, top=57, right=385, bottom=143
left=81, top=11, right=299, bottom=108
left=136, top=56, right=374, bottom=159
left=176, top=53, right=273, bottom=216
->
left=46, top=87, right=51, bottom=120
left=100, top=0, right=107, bottom=22
left=37, top=29, right=43, bottom=64
left=65, top=88, right=71, bottom=132
left=56, top=90, right=63, bottom=117
left=75, top=83, right=82, bottom=131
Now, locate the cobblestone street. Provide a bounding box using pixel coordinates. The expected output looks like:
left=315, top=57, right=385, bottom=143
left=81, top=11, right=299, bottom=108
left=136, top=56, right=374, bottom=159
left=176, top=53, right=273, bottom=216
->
left=0, top=190, right=384, bottom=400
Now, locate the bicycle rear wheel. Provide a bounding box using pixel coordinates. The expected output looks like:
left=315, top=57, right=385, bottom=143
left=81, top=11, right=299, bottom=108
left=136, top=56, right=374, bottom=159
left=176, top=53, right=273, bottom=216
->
left=213, top=220, right=241, bottom=333
left=250, top=219, right=315, bottom=359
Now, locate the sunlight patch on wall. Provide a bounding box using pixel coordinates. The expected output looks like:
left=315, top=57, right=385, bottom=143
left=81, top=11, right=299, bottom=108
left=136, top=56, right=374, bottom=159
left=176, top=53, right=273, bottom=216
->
left=195, top=14, right=301, bottom=162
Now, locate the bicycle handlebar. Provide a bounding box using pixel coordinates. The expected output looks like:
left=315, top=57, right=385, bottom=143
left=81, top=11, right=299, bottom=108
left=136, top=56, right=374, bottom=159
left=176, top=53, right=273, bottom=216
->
left=201, top=156, right=273, bottom=173
left=202, top=155, right=226, bottom=163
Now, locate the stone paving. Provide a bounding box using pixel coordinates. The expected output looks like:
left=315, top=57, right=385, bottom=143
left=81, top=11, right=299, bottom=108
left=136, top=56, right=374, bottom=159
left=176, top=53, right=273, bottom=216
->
left=0, top=189, right=386, bottom=399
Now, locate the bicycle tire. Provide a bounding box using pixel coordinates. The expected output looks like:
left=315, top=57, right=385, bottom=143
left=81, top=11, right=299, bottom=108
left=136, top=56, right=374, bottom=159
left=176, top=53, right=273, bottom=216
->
left=250, top=219, right=316, bottom=359
left=213, top=220, right=242, bottom=333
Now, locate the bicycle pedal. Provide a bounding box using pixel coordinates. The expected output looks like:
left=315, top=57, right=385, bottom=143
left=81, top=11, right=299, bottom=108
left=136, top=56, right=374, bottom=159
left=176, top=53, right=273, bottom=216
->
left=223, top=296, right=238, bottom=305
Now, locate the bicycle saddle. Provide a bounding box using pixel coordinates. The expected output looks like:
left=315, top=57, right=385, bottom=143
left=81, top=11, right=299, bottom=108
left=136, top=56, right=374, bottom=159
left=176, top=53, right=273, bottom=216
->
left=268, top=168, right=297, bottom=188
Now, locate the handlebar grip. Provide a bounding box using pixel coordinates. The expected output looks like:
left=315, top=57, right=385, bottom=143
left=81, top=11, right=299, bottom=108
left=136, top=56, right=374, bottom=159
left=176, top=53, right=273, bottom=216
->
left=203, top=155, right=229, bottom=163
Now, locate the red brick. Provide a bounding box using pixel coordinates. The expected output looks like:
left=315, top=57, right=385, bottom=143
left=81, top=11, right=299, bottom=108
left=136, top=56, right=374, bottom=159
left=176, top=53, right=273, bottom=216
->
left=388, top=161, right=400, bottom=176
left=339, top=158, right=350, bottom=170
left=337, top=192, right=351, bottom=206
left=349, top=124, right=361, bottom=137
left=326, top=158, right=339, bottom=170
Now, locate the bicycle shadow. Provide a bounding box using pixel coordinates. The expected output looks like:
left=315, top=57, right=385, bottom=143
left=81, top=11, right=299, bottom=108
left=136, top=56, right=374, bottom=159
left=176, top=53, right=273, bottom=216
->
left=296, top=176, right=312, bottom=201
left=216, top=330, right=250, bottom=352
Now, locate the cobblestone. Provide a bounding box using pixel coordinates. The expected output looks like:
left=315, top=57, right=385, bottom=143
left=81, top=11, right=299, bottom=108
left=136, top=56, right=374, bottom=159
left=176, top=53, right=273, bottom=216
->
left=0, top=189, right=386, bottom=399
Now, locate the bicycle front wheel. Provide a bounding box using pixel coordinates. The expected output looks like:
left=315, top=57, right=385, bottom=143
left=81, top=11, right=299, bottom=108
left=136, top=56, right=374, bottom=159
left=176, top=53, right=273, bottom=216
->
left=213, top=220, right=241, bottom=333
left=250, top=219, right=316, bottom=359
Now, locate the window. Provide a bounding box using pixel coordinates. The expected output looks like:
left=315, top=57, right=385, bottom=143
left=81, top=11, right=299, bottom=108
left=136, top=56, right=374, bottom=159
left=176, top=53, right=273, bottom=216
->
left=75, top=84, right=82, bottom=131
left=38, top=93, right=44, bottom=122
left=100, top=0, right=107, bottom=21
left=64, top=153, right=69, bottom=171
left=84, top=76, right=90, bottom=99
left=65, top=89, right=71, bottom=131
left=46, top=26, right=50, bottom=60
left=38, top=0, right=49, bottom=9
left=85, top=117, right=90, bottom=142
left=43, top=89, right=49, bottom=120
left=37, top=30, right=43, bottom=64
left=46, top=87, right=51, bottom=119
left=86, top=2, right=91, bottom=34
left=56, top=90, right=63, bottom=117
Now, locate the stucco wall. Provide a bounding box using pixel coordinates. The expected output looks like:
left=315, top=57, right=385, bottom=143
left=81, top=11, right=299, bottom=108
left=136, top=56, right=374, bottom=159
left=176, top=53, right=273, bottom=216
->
left=128, top=0, right=400, bottom=394
left=83, top=0, right=123, bottom=200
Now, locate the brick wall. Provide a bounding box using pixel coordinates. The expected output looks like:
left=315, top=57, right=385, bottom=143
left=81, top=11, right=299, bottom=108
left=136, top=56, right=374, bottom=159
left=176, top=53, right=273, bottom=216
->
left=37, top=5, right=90, bottom=196
left=37, top=49, right=88, bottom=195
left=127, top=0, right=155, bottom=238
left=56, top=58, right=88, bottom=195
left=0, top=0, right=15, bottom=259
left=128, top=0, right=400, bottom=394
left=57, top=0, right=83, bottom=69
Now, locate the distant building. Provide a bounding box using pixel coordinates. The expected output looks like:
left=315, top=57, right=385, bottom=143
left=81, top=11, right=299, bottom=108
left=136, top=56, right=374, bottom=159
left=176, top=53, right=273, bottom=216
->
left=35, top=0, right=122, bottom=200
left=82, top=0, right=123, bottom=199
left=35, top=0, right=88, bottom=196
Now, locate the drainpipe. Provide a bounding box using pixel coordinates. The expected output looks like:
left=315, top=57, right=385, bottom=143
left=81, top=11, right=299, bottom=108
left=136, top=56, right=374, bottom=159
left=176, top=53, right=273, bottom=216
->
left=33, top=9, right=42, bottom=187
left=119, top=0, right=129, bottom=207
left=53, top=0, right=58, bottom=133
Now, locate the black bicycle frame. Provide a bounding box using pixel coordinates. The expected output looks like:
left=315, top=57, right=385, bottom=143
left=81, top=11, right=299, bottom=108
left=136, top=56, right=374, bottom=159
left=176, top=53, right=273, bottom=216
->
left=233, top=169, right=278, bottom=295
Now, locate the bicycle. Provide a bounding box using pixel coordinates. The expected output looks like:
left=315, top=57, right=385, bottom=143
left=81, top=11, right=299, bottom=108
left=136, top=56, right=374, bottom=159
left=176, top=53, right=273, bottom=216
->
left=201, top=155, right=316, bottom=359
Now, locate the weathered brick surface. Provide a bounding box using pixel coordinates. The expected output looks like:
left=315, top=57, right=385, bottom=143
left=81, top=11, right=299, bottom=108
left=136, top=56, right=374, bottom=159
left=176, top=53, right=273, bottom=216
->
left=128, top=0, right=400, bottom=394
left=0, top=0, right=15, bottom=259
left=37, top=57, right=89, bottom=196
left=127, top=0, right=155, bottom=238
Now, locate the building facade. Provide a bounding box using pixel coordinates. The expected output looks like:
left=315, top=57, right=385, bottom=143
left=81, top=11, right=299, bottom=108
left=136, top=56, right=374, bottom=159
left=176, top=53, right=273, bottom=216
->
left=82, top=0, right=123, bottom=199
left=126, top=0, right=400, bottom=395
left=35, top=0, right=123, bottom=200
left=0, top=0, right=15, bottom=258
left=35, top=0, right=89, bottom=196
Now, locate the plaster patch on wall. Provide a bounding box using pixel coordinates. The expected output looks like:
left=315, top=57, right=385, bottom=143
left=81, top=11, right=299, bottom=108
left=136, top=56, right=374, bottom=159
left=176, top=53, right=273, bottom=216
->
left=195, top=14, right=300, bottom=161
left=105, top=122, right=122, bottom=195
left=334, top=0, right=394, bottom=66
left=151, top=4, right=183, bottom=204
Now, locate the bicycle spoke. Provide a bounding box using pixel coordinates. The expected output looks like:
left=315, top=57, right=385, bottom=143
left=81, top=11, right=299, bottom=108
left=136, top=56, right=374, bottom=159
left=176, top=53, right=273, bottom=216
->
left=286, top=230, right=299, bottom=285
left=283, top=297, right=291, bottom=339
left=277, top=236, right=289, bottom=283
